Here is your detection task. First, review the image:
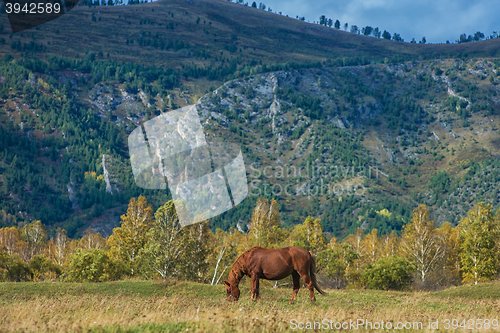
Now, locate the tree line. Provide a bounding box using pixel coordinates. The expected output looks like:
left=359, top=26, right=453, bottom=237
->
left=226, top=0, right=500, bottom=45
left=1, top=196, right=499, bottom=291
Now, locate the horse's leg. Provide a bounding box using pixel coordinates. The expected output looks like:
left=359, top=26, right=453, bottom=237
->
left=289, top=271, right=300, bottom=304
left=298, top=270, right=316, bottom=302
left=255, top=276, right=261, bottom=301
left=251, top=274, right=259, bottom=302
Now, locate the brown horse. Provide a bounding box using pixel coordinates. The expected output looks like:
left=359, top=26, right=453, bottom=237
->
left=223, top=246, right=326, bottom=304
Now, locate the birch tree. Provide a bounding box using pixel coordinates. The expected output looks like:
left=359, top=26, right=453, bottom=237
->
left=290, top=216, right=327, bottom=255
left=400, top=205, right=444, bottom=284
left=108, top=195, right=153, bottom=275
left=0, top=227, right=20, bottom=255
left=458, top=203, right=498, bottom=284
left=361, top=229, right=380, bottom=265
left=343, top=227, right=365, bottom=270
left=46, top=228, right=71, bottom=266
left=380, top=231, right=399, bottom=258
left=248, top=198, right=286, bottom=248
left=19, top=221, right=47, bottom=263
left=436, top=222, right=461, bottom=284
left=139, top=200, right=187, bottom=279
left=184, top=221, right=211, bottom=282
left=210, top=228, right=240, bottom=285
left=78, top=229, right=107, bottom=250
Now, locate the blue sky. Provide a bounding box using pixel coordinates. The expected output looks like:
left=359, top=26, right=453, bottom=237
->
left=258, top=0, right=500, bottom=43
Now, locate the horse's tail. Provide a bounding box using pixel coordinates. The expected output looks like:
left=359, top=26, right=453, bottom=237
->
left=308, top=251, right=326, bottom=295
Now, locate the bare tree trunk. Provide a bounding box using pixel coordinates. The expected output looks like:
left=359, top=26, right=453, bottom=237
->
left=211, top=245, right=226, bottom=285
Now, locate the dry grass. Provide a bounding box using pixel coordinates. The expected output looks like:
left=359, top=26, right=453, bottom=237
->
left=2, top=280, right=500, bottom=332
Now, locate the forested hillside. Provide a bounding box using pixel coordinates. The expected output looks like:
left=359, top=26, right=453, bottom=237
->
left=0, top=0, right=499, bottom=241
left=2, top=55, right=499, bottom=238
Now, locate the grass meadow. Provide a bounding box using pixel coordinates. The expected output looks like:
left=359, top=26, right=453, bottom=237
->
left=1, top=279, right=500, bottom=332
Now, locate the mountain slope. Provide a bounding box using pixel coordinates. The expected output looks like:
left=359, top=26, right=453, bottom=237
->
left=1, top=0, right=500, bottom=73
left=0, top=1, right=500, bottom=238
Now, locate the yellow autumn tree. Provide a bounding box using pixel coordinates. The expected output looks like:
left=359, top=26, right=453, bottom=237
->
left=19, top=221, right=47, bottom=263
left=248, top=198, right=286, bottom=248
left=290, top=216, right=327, bottom=255
left=458, top=203, right=498, bottom=285
left=380, top=231, right=399, bottom=258
left=361, top=229, right=380, bottom=265
left=45, top=228, right=73, bottom=266
left=78, top=229, right=107, bottom=250
left=0, top=227, right=20, bottom=256
left=108, top=195, right=153, bottom=275
left=400, top=205, right=444, bottom=284
left=435, top=222, right=461, bottom=285
left=343, top=227, right=365, bottom=270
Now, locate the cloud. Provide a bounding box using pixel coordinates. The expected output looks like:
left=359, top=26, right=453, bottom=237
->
left=261, top=0, right=500, bottom=43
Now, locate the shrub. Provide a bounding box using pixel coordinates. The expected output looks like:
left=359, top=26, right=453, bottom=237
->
left=28, top=255, right=62, bottom=281
left=66, top=249, right=126, bottom=282
left=362, top=256, right=415, bottom=290
left=0, top=251, right=31, bottom=282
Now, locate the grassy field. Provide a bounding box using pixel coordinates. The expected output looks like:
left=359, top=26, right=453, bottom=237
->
left=1, top=280, right=500, bottom=332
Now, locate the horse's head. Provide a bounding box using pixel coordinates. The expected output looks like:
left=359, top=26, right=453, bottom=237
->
left=223, top=281, right=240, bottom=301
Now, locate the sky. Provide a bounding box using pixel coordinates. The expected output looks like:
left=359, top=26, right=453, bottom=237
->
left=259, top=0, right=500, bottom=44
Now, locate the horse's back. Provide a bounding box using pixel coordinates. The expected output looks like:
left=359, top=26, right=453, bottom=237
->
left=247, top=246, right=310, bottom=258
left=247, top=246, right=312, bottom=272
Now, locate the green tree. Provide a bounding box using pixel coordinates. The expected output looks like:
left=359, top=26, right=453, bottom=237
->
left=319, top=15, right=326, bottom=26
left=458, top=203, right=498, bottom=284
left=183, top=221, right=212, bottom=282
left=362, top=256, right=414, bottom=290
left=473, top=31, right=484, bottom=41
left=392, top=33, right=403, bottom=42
left=334, top=19, right=340, bottom=29
left=317, top=240, right=357, bottom=288
left=139, top=200, right=189, bottom=279
left=251, top=1, right=256, bottom=7
left=66, top=249, right=124, bottom=282
left=0, top=250, right=30, bottom=282
left=28, top=255, right=62, bottom=281
left=108, top=196, right=153, bottom=275
left=382, top=30, right=391, bottom=40
left=362, top=26, right=373, bottom=36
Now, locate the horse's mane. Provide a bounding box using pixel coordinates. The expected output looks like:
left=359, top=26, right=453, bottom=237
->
left=228, top=250, right=248, bottom=283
